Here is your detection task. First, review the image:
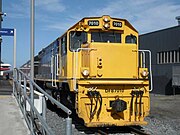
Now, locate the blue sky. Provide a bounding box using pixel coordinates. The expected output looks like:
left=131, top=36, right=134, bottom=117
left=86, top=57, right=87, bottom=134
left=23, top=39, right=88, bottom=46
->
left=1, top=0, right=180, bottom=67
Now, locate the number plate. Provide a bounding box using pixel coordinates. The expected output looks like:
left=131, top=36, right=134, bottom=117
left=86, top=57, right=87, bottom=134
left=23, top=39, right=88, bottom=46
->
left=88, top=20, right=99, bottom=26
left=113, top=21, right=122, bottom=27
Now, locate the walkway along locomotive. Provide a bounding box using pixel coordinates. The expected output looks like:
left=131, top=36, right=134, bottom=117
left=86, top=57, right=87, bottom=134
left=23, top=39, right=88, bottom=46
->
left=35, top=15, right=152, bottom=127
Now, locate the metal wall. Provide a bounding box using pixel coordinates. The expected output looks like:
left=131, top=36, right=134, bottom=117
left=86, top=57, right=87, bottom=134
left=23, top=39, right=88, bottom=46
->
left=139, top=26, right=180, bottom=94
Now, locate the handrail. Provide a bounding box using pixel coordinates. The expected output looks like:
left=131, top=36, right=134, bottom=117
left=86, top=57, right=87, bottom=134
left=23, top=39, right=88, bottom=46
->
left=13, top=68, right=72, bottom=135
left=16, top=68, right=72, bottom=114
left=51, top=55, right=55, bottom=87
left=73, top=48, right=97, bottom=92
left=139, top=50, right=153, bottom=92
left=56, top=54, right=59, bottom=76
left=54, top=54, right=57, bottom=87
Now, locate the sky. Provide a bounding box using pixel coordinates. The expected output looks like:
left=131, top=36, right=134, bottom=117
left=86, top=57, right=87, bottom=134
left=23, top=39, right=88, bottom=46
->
left=1, top=0, right=180, bottom=67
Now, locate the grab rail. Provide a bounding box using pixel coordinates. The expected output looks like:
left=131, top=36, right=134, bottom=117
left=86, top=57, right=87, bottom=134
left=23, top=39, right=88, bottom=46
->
left=13, top=68, right=72, bottom=135
left=73, top=48, right=96, bottom=92
left=139, top=50, right=153, bottom=91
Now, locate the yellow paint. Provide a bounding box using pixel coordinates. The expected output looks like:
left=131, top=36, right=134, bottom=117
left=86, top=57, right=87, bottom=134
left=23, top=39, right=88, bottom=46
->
left=39, top=16, right=150, bottom=127
left=77, top=84, right=149, bottom=127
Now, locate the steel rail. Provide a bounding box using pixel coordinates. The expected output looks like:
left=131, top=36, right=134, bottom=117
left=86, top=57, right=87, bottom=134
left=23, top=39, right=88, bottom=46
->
left=129, top=126, right=150, bottom=135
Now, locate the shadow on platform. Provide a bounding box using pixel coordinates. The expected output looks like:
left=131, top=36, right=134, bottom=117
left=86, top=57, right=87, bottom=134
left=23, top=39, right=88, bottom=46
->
left=0, top=77, right=13, bottom=95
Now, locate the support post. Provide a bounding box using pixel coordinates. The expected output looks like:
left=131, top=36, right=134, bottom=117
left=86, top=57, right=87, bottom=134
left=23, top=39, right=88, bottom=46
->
left=66, top=117, right=72, bottom=135
left=42, top=96, right=47, bottom=134
left=0, top=0, right=2, bottom=77
left=30, top=0, right=35, bottom=80
left=13, top=29, right=16, bottom=94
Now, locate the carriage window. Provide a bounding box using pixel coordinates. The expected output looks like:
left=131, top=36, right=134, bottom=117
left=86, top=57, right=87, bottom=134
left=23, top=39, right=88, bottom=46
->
left=91, top=32, right=121, bottom=43
left=70, top=31, right=87, bottom=51
left=61, top=36, right=67, bottom=56
left=125, top=34, right=137, bottom=44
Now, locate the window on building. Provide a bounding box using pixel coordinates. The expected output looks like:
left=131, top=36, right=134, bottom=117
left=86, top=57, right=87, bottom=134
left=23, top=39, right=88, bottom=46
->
left=157, top=50, right=180, bottom=64
left=177, top=51, right=180, bottom=63
left=157, top=53, right=160, bottom=64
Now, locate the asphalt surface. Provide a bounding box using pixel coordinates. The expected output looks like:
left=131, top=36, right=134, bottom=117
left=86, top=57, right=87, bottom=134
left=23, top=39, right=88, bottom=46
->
left=143, top=94, right=180, bottom=134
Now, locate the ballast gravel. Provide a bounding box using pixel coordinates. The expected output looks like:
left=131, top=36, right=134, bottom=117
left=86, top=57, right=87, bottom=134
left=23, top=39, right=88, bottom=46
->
left=46, top=94, right=180, bottom=135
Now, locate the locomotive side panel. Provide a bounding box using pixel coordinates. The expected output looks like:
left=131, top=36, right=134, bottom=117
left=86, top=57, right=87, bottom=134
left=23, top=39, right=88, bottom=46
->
left=36, top=40, right=59, bottom=81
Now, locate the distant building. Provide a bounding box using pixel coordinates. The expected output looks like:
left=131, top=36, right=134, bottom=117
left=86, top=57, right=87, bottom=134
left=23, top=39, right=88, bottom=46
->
left=139, top=25, right=180, bottom=95
left=0, top=61, right=11, bottom=76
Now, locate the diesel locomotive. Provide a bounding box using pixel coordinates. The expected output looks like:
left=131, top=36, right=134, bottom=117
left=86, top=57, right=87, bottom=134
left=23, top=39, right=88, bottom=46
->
left=35, top=15, right=152, bottom=127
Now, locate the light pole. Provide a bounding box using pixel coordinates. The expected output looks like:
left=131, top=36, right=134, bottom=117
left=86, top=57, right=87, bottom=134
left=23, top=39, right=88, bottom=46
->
left=30, top=0, right=35, bottom=132
left=0, top=0, right=7, bottom=78
left=30, top=0, right=34, bottom=80
left=0, top=0, right=2, bottom=78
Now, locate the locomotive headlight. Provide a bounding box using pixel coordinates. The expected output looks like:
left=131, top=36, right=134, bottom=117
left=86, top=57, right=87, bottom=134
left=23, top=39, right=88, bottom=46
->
left=104, top=23, right=110, bottom=29
left=103, top=17, right=110, bottom=22
left=82, top=69, right=89, bottom=77
left=141, top=70, right=149, bottom=77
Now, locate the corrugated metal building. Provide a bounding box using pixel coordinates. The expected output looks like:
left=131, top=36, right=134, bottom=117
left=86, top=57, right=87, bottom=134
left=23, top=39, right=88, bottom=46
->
left=139, top=25, right=180, bottom=95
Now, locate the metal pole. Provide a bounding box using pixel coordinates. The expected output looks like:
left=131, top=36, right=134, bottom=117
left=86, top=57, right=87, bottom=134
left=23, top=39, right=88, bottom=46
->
left=42, top=96, right=47, bottom=134
left=0, top=0, right=2, bottom=78
left=30, top=1, right=35, bottom=132
left=30, top=0, right=34, bottom=80
left=42, top=96, right=46, bottom=121
left=30, top=0, right=34, bottom=106
left=66, top=117, right=72, bottom=135
left=13, top=29, right=16, bottom=94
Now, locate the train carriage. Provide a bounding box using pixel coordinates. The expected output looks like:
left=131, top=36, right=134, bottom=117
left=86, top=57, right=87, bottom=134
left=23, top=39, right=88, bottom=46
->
left=35, top=15, right=152, bottom=127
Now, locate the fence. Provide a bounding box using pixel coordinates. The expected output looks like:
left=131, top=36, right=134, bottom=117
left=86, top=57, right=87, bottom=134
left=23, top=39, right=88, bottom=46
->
left=13, top=68, right=72, bottom=135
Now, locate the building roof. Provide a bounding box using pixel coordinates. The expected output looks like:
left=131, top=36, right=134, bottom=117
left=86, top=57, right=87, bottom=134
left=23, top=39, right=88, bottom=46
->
left=140, top=25, right=180, bottom=36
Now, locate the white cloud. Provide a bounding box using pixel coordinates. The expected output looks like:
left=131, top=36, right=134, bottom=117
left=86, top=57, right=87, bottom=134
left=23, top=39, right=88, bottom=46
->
left=132, top=2, right=180, bottom=33
left=7, top=1, right=29, bottom=19
left=36, top=0, right=66, bottom=12
left=89, top=0, right=180, bottom=34
left=7, top=0, right=65, bottom=19
left=46, top=22, right=72, bottom=31
left=7, top=0, right=180, bottom=34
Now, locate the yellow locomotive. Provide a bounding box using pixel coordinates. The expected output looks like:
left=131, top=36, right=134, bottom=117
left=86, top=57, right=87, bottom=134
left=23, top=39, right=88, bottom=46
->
left=36, top=15, right=152, bottom=127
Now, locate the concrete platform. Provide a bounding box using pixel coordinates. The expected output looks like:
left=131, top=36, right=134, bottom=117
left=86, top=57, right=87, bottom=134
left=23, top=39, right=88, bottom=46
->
left=0, top=95, right=30, bottom=135
left=0, top=79, right=29, bottom=135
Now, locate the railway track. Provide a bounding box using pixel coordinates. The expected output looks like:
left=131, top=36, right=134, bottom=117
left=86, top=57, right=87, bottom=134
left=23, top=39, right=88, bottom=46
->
left=128, top=126, right=149, bottom=135
left=93, top=126, right=149, bottom=135
left=46, top=103, right=150, bottom=135
left=71, top=119, right=149, bottom=135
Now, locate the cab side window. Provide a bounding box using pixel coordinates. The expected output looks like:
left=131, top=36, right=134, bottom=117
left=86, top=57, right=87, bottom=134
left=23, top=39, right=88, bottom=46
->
left=125, top=34, right=137, bottom=44
left=61, top=35, right=67, bottom=56
left=70, top=31, right=87, bottom=51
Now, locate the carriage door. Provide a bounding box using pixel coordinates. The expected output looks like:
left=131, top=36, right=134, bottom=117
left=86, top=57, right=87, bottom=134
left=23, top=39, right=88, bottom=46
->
left=51, top=40, right=59, bottom=87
